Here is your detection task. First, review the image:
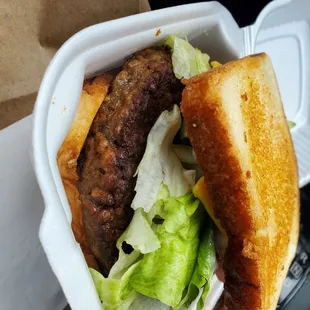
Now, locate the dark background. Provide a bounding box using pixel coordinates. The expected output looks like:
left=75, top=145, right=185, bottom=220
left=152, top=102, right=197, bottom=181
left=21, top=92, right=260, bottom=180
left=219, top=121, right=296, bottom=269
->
left=149, top=0, right=271, bottom=27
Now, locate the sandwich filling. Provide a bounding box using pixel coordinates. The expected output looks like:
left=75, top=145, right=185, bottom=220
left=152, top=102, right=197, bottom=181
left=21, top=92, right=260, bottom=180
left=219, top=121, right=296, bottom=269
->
left=57, top=35, right=299, bottom=310
left=76, top=39, right=217, bottom=309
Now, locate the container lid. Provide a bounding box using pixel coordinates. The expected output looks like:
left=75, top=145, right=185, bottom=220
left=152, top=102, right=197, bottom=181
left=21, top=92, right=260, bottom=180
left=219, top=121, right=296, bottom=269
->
left=243, top=0, right=310, bottom=188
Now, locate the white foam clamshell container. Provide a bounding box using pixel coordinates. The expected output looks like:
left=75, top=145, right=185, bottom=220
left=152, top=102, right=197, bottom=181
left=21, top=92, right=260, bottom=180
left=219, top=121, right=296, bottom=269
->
left=32, top=1, right=310, bottom=309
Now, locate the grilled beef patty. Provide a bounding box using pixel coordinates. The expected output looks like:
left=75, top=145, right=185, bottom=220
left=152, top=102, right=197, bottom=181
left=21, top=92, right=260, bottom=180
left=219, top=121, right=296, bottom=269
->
left=77, top=47, right=181, bottom=275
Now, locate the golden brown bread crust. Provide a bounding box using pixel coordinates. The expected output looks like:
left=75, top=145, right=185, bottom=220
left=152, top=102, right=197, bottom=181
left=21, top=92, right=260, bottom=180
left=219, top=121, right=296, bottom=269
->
left=57, top=75, right=110, bottom=269
left=181, top=53, right=299, bottom=310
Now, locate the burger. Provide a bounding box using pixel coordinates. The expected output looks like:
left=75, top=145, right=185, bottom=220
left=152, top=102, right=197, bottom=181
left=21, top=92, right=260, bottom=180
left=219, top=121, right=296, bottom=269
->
left=57, top=36, right=299, bottom=310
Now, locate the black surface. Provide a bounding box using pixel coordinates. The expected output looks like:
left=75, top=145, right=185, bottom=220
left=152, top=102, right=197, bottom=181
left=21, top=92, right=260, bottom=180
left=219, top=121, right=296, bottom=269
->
left=283, top=273, right=310, bottom=310
left=149, top=0, right=272, bottom=27
left=279, top=184, right=310, bottom=310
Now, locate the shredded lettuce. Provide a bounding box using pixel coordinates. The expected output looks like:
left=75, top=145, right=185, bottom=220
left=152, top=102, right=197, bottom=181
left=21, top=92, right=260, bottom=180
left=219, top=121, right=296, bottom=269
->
left=109, top=208, right=159, bottom=279
left=91, top=191, right=212, bottom=310
left=175, top=222, right=215, bottom=310
left=90, top=106, right=215, bottom=310
left=117, top=208, right=160, bottom=255
left=130, top=193, right=204, bottom=307
left=129, top=294, right=170, bottom=310
left=90, top=264, right=138, bottom=310
left=288, top=120, right=296, bottom=129
left=108, top=250, right=140, bottom=280
left=131, top=105, right=194, bottom=213
left=164, top=35, right=211, bottom=79
left=173, top=145, right=197, bottom=165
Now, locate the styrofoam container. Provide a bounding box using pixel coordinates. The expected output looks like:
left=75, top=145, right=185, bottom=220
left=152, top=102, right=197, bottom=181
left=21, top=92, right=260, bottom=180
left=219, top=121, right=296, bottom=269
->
left=32, top=1, right=310, bottom=309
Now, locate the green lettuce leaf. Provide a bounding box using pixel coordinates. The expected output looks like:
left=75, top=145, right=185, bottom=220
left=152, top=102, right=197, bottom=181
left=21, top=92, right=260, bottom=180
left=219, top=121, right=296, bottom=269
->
left=288, top=120, right=296, bottom=129
left=131, top=105, right=195, bottom=213
left=164, top=35, right=211, bottom=79
left=175, top=222, right=216, bottom=310
left=117, top=208, right=160, bottom=254
left=129, top=193, right=204, bottom=307
left=145, top=184, right=170, bottom=225
left=128, top=294, right=170, bottom=310
left=108, top=250, right=140, bottom=280
left=90, top=263, right=138, bottom=310
left=91, top=192, right=215, bottom=310
left=109, top=208, right=160, bottom=279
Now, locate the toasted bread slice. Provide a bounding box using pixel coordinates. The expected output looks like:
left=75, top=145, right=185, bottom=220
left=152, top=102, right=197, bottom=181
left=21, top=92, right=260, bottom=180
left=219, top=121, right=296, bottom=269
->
left=57, top=75, right=110, bottom=269
left=181, top=53, right=299, bottom=310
